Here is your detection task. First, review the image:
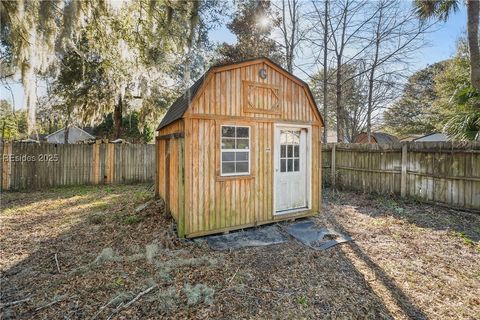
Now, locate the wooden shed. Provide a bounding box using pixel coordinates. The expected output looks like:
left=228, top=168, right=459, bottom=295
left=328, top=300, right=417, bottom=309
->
left=155, top=58, right=324, bottom=238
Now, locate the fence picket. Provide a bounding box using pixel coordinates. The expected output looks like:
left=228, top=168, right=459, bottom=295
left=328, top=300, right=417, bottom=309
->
left=1, top=143, right=155, bottom=191
left=323, top=142, right=480, bottom=210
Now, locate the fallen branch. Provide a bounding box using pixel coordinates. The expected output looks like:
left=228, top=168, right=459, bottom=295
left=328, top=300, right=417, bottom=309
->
left=106, top=285, right=157, bottom=320
left=0, top=297, right=31, bottom=309
left=123, top=285, right=157, bottom=308
left=35, top=296, right=66, bottom=311
left=106, top=302, right=124, bottom=320
left=219, top=267, right=240, bottom=293
left=91, top=295, right=121, bottom=320
left=54, top=253, right=61, bottom=273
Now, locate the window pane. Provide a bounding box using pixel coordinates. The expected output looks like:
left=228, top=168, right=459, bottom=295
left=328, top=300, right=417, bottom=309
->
left=222, top=126, right=235, bottom=137
left=292, top=131, right=300, bottom=144
left=237, top=138, right=249, bottom=149
left=236, top=161, right=249, bottom=173
left=236, top=127, right=249, bottom=138
left=222, top=138, right=235, bottom=149
left=222, top=162, right=235, bottom=174
left=280, top=131, right=288, bottom=144
left=280, top=159, right=286, bottom=172
left=287, top=145, right=293, bottom=157
left=222, top=152, right=235, bottom=161
left=286, top=131, right=293, bottom=144
left=287, top=159, right=293, bottom=171
left=236, top=151, right=248, bottom=161
left=281, top=145, right=286, bottom=158
left=294, top=159, right=299, bottom=171
left=294, top=145, right=299, bottom=157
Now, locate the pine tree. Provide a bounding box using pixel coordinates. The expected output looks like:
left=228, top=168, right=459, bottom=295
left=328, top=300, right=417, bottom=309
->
left=216, top=0, right=284, bottom=65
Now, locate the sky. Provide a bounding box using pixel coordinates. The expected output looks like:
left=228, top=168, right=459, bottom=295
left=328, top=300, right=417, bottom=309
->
left=0, top=2, right=467, bottom=111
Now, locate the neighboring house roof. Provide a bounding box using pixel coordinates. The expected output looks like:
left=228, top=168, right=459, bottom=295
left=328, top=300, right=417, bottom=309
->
left=413, top=133, right=449, bottom=142
left=29, top=133, right=48, bottom=141
left=157, top=57, right=323, bottom=130
left=82, top=126, right=94, bottom=135
left=353, top=132, right=399, bottom=144
left=399, top=134, right=421, bottom=142
left=372, top=132, right=399, bottom=144
left=45, top=126, right=95, bottom=144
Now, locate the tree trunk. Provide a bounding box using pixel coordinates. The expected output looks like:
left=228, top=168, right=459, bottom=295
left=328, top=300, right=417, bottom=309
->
left=366, top=66, right=375, bottom=143
left=367, top=5, right=382, bottom=143
left=467, top=0, right=480, bottom=92
left=114, top=93, right=123, bottom=139
left=323, top=0, right=329, bottom=142
left=336, top=63, right=344, bottom=142
left=281, top=0, right=295, bottom=73
left=64, top=121, right=70, bottom=144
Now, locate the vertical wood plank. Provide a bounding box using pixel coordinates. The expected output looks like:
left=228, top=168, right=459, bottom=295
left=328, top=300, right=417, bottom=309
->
left=178, top=138, right=185, bottom=238
left=401, top=144, right=407, bottom=197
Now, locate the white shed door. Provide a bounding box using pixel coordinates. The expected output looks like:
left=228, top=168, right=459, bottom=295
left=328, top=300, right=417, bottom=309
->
left=275, top=127, right=308, bottom=213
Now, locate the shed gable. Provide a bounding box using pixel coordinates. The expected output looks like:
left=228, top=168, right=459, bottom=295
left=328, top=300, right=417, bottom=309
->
left=243, top=80, right=280, bottom=115
left=157, top=58, right=323, bottom=131
left=185, top=59, right=322, bottom=125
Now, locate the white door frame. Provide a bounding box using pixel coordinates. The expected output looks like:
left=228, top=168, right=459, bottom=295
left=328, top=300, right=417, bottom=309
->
left=273, top=123, right=312, bottom=215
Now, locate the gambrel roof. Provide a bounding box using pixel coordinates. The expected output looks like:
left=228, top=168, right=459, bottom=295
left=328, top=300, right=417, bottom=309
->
left=157, top=57, right=323, bottom=130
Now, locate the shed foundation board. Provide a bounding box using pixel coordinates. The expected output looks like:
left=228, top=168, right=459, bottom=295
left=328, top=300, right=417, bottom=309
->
left=184, top=210, right=316, bottom=238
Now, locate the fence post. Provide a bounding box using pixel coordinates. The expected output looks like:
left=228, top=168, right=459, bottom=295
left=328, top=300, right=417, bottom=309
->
left=331, top=143, right=336, bottom=189
left=401, top=143, right=407, bottom=197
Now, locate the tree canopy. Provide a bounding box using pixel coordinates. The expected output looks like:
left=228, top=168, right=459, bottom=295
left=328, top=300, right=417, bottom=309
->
left=1, top=0, right=219, bottom=137
left=383, top=62, right=446, bottom=137
left=384, top=39, right=480, bottom=140
left=216, top=0, right=284, bottom=65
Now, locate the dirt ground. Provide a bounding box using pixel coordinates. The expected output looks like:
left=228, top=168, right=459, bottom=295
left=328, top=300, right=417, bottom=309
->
left=1, top=184, right=479, bottom=319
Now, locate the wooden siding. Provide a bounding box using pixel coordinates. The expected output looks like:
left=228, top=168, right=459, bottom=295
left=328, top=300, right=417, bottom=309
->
left=158, top=119, right=184, bottom=136
left=183, top=118, right=321, bottom=236
left=155, top=119, right=185, bottom=222
left=184, top=61, right=321, bottom=124
left=157, top=59, right=323, bottom=237
left=322, top=142, right=480, bottom=210
left=155, top=137, right=184, bottom=221
left=1, top=143, right=155, bottom=191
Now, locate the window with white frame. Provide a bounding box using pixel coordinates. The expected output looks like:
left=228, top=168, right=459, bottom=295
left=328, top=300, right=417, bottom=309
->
left=221, top=125, right=250, bottom=176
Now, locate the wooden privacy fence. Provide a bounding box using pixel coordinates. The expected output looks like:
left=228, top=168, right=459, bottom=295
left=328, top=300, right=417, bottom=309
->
left=322, top=142, right=480, bottom=210
left=1, top=142, right=155, bottom=191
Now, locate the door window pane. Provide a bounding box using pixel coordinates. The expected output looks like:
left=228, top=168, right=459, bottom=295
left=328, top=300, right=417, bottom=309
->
left=287, top=145, right=293, bottom=157
left=287, top=159, right=293, bottom=171
left=279, top=130, right=301, bottom=173
left=281, top=159, right=286, bottom=172
left=294, top=159, right=299, bottom=171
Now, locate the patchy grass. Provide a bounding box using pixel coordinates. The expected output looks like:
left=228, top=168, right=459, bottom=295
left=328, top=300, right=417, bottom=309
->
left=122, top=214, right=144, bottom=225
left=0, top=185, right=479, bottom=319
left=454, top=231, right=476, bottom=247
